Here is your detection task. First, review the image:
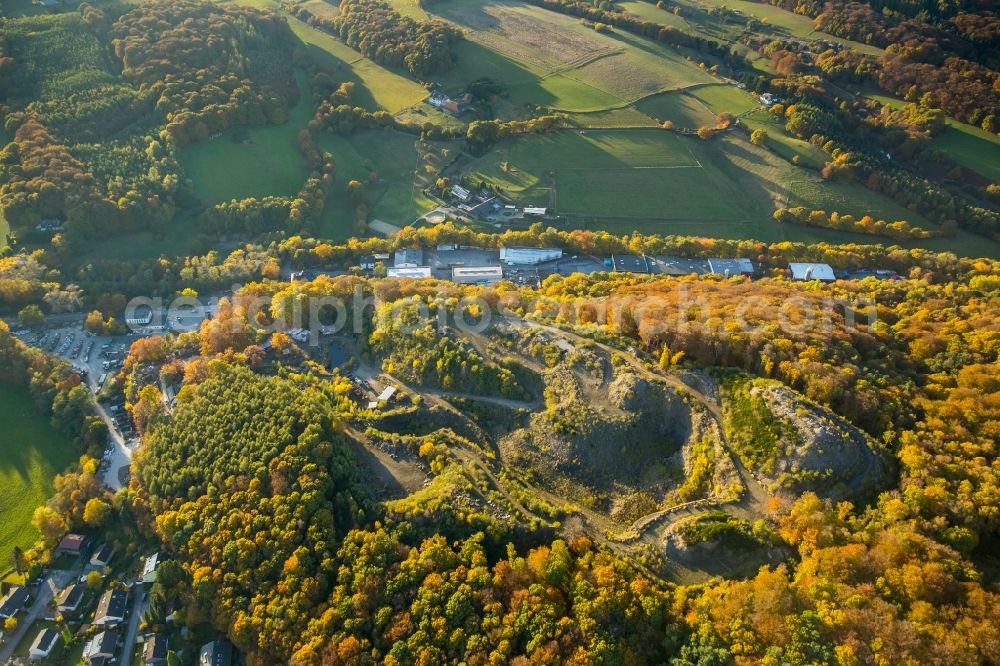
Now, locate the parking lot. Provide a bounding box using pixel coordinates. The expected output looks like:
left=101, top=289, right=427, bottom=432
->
left=11, top=322, right=142, bottom=488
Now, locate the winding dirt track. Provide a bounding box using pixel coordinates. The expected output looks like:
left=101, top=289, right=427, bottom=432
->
left=349, top=319, right=776, bottom=582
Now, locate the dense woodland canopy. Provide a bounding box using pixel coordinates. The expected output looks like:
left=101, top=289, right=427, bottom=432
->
left=1, top=0, right=999, bottom=662
left=113, top=258, right=1000, bottom=664
left=298, top=0, right=462, bottom=78
left=0, top=0, right=299, bottom=244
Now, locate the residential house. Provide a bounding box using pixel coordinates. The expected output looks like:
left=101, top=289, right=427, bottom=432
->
left=29, top=628, right=60, bottom=660
left=93, top=588, right=128, bottom=626
left=199, top=639, right=234, bottom=666
left=89, top=544, right=115, bottom=570
left=142, top=553, right=166, bottom=585
left=56, top=584, right=84, bottom=616
left=143, top=635, right=169, bottom=666
left=55, top=534, right=88, bottom=557
left=83, top=630, right=119, bottom=665
left=0, top=585, right=32, bottom=620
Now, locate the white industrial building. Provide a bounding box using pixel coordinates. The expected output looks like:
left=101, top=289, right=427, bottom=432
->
left=707, top=257, right=754, bottom=276
left=500, top=247, right=563, bottom=265
left=788, top=262, right=836, bottom=282
left=387, top=266, right=432, bottom=279
left=452, top=265, right=504, bottom=285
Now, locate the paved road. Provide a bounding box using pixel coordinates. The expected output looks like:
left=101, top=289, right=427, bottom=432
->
left=119, top=589, right=148, bottom=666
left=0, top=570, right=75, bottom=664
left=90, top=382, right=133, bottom=491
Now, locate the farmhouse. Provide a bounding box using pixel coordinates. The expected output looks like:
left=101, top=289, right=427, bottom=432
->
left=93, top=588, right=128, bottom=626
left=359, top=255, right=376, bottom=271
left=428, top=91, right=473, bottom=115
left=29, top=627, right=60, bottom=660
left=200, top=639, right=235, bottom=666
left=0, top=585, right=32, bottom=619
left=789, top=262, right=836, bottom=282
left=55, top=533, right=89, bottom=556
left=450, top=184, right=471, bottom=202
left=56, top=583, right=85, bottom=615
left=459, top=196, right=499, bottom=219
left=83, top=630, right=119, bottom=665
left=500, top=247, right=563, bottom=265
left=452, top=265, right=504, bottom=285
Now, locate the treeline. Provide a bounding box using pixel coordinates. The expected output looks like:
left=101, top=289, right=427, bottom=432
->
left=774, top=206, right=934, bottom=239
left=293, top=0, right=461, bottom=78
left=276, top=221, right=980, bottom=278
left=197, top=161, right=336, bottom=236
left=774, top=101, right=999, bottom=239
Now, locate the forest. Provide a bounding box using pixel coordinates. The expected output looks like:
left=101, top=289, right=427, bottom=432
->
left=295, top=0, right=462, bottom=78
left=96, top=254, right=999, bottom=665
left=0, top=0, right=998, bottom=663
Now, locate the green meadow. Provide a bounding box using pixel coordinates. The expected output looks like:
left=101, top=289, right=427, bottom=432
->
left=180, top=70, right=312, bottom=205
left=0, top=384, right=76, bottom=556
left=316, top=130, right=451, bottom=238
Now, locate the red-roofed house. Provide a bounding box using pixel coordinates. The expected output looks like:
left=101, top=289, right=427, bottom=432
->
left=56, top=534, right=89, bottom=557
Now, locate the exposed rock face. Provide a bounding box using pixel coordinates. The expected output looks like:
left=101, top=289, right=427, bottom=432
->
left=500, top=365, right=701, bottom=513
left=752, top=384, right=888, bottom=500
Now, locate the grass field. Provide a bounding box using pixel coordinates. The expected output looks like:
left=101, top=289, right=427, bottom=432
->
left=690, top=84, right=759, bottom=115
left=0, top=383, right=76, bottom=556
left=428, top=0, right=715, bottom=112
left=934, top=125, right=1000, bottom=182
left=740, top=109, right=829, bottom=168
left=636, top=91, right=717, bottom=128
left=470, top=129, right=741, bottom=219
left=180, top=70, right=312, bottom=205
left=315, top=130, right=450, bottom=238
left=463, top=128, right=990, bottom=253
